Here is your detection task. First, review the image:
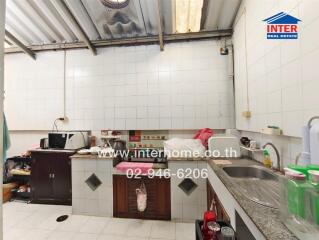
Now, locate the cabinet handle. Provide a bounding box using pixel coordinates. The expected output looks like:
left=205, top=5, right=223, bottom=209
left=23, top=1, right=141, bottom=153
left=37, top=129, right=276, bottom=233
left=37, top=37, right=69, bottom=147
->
left=52, top=174, right=55, bottom=179
left=49, top=174, right=52, bottom=178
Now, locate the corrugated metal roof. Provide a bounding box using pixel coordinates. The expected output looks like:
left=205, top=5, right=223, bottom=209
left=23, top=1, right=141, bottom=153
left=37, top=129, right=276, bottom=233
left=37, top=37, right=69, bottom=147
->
left=4, top=0, right=241, bottom=48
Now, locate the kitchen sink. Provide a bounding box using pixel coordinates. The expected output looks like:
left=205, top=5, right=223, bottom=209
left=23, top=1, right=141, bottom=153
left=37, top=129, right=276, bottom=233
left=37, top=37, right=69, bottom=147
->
left=223, top=166, right=278, bottom=181
left=222, top=165, right=280, bottom=209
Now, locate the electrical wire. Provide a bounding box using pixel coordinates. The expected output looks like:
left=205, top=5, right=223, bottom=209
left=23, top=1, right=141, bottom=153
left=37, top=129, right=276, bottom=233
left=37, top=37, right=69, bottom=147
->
left=243, top=8, right=250, bottom=112
left=63, top=49, right=66, bottom=118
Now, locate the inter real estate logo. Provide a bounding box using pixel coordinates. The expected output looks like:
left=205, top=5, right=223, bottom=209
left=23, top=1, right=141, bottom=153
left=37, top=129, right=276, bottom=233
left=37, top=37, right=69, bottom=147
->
left=263, top=12, right=301, bottom=39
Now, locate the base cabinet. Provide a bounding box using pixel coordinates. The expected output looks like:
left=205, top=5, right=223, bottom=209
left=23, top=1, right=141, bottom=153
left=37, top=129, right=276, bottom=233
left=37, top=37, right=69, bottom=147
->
left=30, top=151, right=73, bottom=205
left=113, top=175, right=171, bottom=220
left=207, top=180, right=230, bottom=223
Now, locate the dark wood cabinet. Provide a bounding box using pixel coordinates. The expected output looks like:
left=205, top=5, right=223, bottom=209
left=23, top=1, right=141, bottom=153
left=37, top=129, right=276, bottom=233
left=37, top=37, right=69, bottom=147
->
left=207, top=180, right=230, bottom=223
left=113, top=175, right=171, bottom=220
left=30, top=151, right=73, bottom=205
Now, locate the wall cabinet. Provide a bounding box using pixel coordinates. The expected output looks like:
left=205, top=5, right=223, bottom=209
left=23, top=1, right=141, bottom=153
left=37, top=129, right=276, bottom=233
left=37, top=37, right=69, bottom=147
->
left=207, top=180, right=230, bottom=223
left=113, top=175, right=171, bottom=220
left=30, top=151, right=73, bottom=205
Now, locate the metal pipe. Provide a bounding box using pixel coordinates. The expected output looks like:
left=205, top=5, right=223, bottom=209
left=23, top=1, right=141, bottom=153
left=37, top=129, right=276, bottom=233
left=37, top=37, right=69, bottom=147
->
left=307, top=116, right=319, bottom=128
left=5, top=30, right=232, bottom=54
left=263, top=142, right=281, bottom=171
left=156, top=0, right=164, bottom=51
left=5, top=30, right=36, bottom=60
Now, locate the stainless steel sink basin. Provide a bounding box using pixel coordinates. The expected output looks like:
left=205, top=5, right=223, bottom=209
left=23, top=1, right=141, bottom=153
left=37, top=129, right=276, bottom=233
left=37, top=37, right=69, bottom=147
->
left=223, top=166, right=278, bottom=181
left=222, top=165, right=280, bottom=209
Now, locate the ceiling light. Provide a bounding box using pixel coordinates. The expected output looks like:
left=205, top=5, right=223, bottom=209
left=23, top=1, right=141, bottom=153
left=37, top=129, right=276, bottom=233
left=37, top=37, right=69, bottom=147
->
left=175, top=0, right=203, bottom=33
left=100, top=0, right=130, bottom=9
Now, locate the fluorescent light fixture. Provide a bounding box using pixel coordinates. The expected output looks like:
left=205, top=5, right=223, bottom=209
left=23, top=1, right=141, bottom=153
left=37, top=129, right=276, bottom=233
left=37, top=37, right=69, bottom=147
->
left=175, top=0, right=203, bottom=33
left=100, top=0, right=130, bottom=9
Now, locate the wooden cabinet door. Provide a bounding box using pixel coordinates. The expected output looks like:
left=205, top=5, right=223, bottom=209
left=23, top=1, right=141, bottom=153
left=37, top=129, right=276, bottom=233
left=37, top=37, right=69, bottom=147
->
left=31, top=153, right=53, bottom=201
left=127, top=177, right=157, bottom=219
left=207, top=180, right=230, bottom=223
left=127, top=177, right=171, bottom=220
left=154, top=177, right=171, bottom=219
left=52, top=153, right=72, bottom=202
left=113, top=175, right=129, bottom=217
left=113, top=175, right=171, bottom=220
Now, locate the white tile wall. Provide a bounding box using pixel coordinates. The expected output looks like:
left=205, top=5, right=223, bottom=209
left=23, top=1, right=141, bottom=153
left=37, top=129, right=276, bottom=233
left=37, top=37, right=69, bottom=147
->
left=4, top=52, right=64, bottom=130
left=4, top=40, right=235, bottom=131
left=233, top=0, right=319, bottom=138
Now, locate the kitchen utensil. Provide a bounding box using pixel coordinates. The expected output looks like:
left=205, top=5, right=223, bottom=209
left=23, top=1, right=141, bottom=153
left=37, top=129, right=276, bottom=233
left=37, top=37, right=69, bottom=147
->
left=40, top=138, right=48, bottom=149
left=221, top=226, right=235, bottom=240
left=240, top=137, right=251, bottom=147
left=249, top=140, right=257, bottom=149
left=113, top=139, right=126, bottom=157
left=207, top=221, right=220, bottom=240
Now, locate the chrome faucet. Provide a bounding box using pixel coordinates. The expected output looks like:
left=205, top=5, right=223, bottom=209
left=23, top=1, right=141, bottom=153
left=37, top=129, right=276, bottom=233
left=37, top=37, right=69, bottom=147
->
left=262, top=142, right=281, bottom=171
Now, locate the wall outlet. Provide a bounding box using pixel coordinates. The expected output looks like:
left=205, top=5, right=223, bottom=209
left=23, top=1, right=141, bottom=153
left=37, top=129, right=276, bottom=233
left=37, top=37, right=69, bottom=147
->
left=242, top=111, right=251, bottom=118
left=58, top=117, right=69, bottom=123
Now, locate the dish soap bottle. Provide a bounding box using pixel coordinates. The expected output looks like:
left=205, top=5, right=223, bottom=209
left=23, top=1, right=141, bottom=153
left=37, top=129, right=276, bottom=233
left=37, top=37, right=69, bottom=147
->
left=305, top=170, right=319, bottom=225
left=263, top=150, right=272, bottom=168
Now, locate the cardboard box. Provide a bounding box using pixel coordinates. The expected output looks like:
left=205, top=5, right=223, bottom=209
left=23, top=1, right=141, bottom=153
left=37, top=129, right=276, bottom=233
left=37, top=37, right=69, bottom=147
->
left=3, top=183, right=18, bottom=203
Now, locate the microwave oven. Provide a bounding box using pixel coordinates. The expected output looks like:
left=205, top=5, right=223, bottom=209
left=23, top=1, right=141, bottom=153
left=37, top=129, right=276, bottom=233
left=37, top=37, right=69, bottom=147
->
left=48, top=131, right=89, bottom=150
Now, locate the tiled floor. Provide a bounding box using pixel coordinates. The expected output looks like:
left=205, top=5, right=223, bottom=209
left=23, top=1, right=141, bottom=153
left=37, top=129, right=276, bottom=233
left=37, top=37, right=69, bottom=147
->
left=3, top=202, right=195, bottom=240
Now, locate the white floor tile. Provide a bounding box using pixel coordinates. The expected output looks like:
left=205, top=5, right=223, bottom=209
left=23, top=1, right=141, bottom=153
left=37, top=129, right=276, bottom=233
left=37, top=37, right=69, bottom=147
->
left=47, top=231, right=75, bottom=240
left=80, top=216, right=111, bottom=234
left=176, top=223, right=195, bottom=240
left=4, top=228, right=26, bottom=240
left=72, top=232, right=99, bottom=240
left=102, top=218, right=140, bottom=236
left=2, top=202, right=195, bottom=240
left=97, top=234, right=123, bottom=240
left=35, top=212, right=69, bottom=231
left=56, top=215, right=90, bottom=232
left=150, top=221, right=176, bottom=240
left=24, top=229, right=52, bottom=240
left=126, top=219, right=153, bottom=238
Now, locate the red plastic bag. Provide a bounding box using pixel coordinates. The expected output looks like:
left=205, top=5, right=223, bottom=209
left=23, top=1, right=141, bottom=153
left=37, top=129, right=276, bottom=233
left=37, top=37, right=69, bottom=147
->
left=194, top=128, right=213, bottom=148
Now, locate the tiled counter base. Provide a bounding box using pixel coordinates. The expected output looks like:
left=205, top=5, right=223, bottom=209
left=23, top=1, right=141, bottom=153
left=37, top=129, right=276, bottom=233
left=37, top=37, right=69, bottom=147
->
left=71, top=155, right=114, bottom=217
left=168, top=160, right=207, bottom=222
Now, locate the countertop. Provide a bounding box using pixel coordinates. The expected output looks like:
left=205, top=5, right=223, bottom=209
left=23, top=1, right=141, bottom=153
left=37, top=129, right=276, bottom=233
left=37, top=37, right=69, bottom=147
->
left=208, top=159, right=298, bottom=240
left=167, top=157, right=241, bottom=161
left=167, top=157, right=206, bottom=161
left=30, top=149, right=76, bottom=153
left=70, top=154, right=114, bottom=160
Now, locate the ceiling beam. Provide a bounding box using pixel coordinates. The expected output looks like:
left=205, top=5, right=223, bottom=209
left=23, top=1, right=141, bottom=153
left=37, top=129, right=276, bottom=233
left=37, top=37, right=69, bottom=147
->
left=52, top=0, right=96, bottom=55
left=4, top=37, right=13, bottom=46
left=156, top=0, right=164, bottom=51
left=5, top=30, right=36, bottom=60
left=4, top=30, right=232, bottom=54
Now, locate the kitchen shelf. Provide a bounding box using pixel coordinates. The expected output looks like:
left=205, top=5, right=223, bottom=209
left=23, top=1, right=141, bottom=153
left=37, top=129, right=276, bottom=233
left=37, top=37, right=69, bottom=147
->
left=100, top=135, right=121, bottom=139
left=240, top=146, right=263, bottom=152
left=10, top=170, right=31, bottom=176
left=261, top=128, right=282, bottom=136
left=129, top=147, right=164, bottom=150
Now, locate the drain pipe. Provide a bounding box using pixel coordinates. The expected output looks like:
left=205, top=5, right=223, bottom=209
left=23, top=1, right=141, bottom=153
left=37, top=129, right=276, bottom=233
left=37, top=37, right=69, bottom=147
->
left=63, top=50, right=67, bottom=120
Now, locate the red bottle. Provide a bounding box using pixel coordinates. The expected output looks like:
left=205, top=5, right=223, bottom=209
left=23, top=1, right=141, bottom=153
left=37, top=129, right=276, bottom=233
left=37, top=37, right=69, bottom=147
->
left=202, top=211, right=217, bottom=240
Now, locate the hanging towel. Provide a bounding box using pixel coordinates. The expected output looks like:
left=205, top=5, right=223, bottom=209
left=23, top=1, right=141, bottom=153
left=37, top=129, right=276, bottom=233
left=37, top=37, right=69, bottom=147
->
left=3, top=114, right=10, bottom=163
